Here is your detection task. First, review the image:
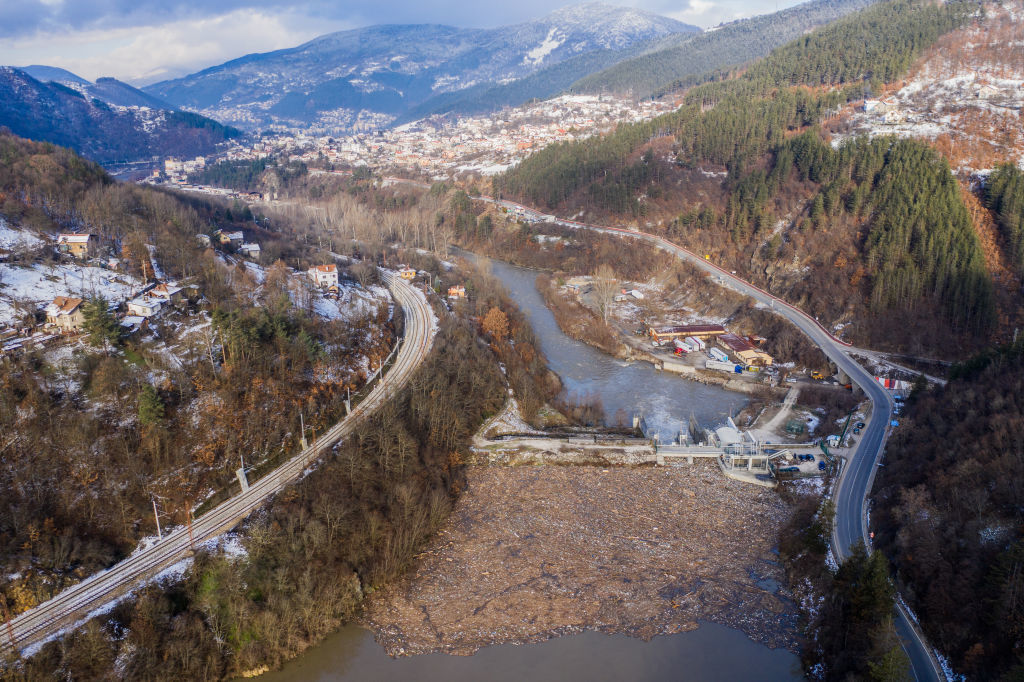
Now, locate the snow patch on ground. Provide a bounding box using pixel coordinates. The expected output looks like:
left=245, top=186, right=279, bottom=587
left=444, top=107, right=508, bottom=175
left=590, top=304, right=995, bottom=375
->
left=936, top=650, right=965, bottom=682
left=825, top=547, right=839, bottom=573
left=312, top=281, right=389, bottom=322
left=788, top=477, right=825, bottom=496
left=523, top=28, right=565, bottom=66
left=0, top=262, right=144, bottom=326
left=0, top=219, right=43, bottom=251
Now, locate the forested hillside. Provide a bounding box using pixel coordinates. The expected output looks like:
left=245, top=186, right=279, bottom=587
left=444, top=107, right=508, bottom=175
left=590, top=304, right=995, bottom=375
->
left=0, top=67, right=241, bottom=165
left=495, top=0, right=993, bottom=353
left=572, top=0, right=876, bottom=97
left=0, top=132, right=393, bottom=621
left=1, top=132, right=562, bottom=679
left=500, top=0, right=973, bottom=204
left=872, top=340, right=1024, bottom=679
left=986, top=164, right=1024, bottom=276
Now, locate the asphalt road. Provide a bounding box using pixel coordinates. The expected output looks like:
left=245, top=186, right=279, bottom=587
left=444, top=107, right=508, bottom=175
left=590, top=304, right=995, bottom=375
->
left=477, top=196, right=941, bottom=681
left=5, top=273, right=437, bottom=654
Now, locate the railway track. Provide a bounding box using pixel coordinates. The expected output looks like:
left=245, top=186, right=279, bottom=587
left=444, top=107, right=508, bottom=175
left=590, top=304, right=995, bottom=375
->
left=4, top=273, right=436, bottom=654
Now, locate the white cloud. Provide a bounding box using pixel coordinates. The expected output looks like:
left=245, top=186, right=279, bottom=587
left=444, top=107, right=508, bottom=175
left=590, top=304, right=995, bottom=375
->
left=0, top=9, right=351, bottom=85
left=660, top=0, right=794, bottom=28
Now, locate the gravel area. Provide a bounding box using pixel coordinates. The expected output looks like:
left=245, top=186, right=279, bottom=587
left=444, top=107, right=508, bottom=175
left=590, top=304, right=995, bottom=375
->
left=361, top=464, right=798, bottom=656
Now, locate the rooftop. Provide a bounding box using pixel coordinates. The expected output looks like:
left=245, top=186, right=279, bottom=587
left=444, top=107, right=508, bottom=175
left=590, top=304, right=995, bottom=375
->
left=45, top=296, right=83, bottom=315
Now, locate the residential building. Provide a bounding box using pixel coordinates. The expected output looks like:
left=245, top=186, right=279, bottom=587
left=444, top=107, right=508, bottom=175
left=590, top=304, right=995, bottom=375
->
left=127, top=296, right=164, bottom=318
left=308, top=264, right=339, bottom=288
left=45, top=296, right=85, bottom=331
left=217, top=230, right=244, bottom=246
left=56, top=233, right=97, bottom=258
left=399, top=266, right=416, bottom=280
left=147, top=282, right=186, bottom=305
left=240, top=243, right=261, bottom=260
left=447, top=285, right=466, bottom=298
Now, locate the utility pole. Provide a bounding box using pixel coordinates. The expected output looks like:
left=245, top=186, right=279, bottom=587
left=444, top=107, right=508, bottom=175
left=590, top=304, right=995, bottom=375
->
left=1, top=593, right=15, bottom=650
left=152, top=496, right=162, bottom=540
left=186, top=503, right=195, bottom=551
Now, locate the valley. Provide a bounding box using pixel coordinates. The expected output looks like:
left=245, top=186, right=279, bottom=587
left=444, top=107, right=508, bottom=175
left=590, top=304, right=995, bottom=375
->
left=3, top=0, right=1024, bottom=680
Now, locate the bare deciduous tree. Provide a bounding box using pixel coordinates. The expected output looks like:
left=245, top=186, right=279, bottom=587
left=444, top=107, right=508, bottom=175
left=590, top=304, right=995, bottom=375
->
left=592, top=263, right=618, bottom=323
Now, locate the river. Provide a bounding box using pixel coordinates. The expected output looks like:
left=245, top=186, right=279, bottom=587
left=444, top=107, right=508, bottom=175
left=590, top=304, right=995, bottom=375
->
left=484, top=256, right=745, bottom=439
left=262, top=256, right=801, bottom=681
left=262, top=621, right=801, bottom=682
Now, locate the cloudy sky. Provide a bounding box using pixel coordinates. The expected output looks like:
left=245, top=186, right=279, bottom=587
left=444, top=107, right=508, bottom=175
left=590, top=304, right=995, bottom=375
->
left=0, top=0, right=798, bottom=85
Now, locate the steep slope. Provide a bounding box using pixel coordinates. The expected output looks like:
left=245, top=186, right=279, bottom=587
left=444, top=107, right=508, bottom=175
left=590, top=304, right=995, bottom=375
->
left=145, top=3, right=697, bottom=131
left=398, top=39, right=658, bottom=122
left=872, top=340, right=1024, bottom=680
left=19, top=66, right=175, bottom=109
left=572, top=0, right=877, bottom=97
left=498, top=0, right=997, bottom=354
left=0, top=67, right=241, bottom=165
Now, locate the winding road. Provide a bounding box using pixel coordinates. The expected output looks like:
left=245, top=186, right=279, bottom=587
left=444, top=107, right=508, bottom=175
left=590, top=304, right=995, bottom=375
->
left=4, top=273, right=437, bottom=654
left=472, top=195, right=942, bottom=681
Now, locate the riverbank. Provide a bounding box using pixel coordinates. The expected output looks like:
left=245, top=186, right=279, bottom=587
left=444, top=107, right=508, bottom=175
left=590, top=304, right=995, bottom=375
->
left=531, top=270, right=785, bottom=404
left=360, top=464, right=798, bottom=657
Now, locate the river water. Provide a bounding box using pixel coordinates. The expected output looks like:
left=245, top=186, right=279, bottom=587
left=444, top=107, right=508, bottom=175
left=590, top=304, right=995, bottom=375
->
left=262, top=257, right=801, bottom=681
left=484, top=257, right=745, bottom=439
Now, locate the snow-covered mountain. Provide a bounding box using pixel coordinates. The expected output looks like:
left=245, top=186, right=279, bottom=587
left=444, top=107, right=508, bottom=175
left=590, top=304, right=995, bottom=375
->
left=19, top=65, right=175, bottom=110
left=144, top=3, right=698, bottom=132
left=0, top=67, right=242, bottom=165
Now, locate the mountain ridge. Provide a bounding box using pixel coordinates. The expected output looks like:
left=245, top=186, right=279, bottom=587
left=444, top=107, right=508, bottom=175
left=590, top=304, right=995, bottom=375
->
left=0, top=67, right=241, bottom=165
left=572, top=0, right=879, bottom=97
left=144, top=3, right=698, bottom=131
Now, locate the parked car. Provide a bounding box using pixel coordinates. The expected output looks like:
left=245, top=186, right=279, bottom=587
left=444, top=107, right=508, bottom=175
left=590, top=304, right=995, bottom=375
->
left=785, top=377, right=798, bottom=384
left=853, top=427, right=861, bottom=435
left=856, top=421, right=865, bottom=429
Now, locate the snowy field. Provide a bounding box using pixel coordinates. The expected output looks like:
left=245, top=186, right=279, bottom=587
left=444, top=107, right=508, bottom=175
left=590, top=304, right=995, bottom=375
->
left=0, top=260, right=144, bottom=327
left=313, top=283, right=390, bottom=322
left=0, top=219, right=43, bottom=251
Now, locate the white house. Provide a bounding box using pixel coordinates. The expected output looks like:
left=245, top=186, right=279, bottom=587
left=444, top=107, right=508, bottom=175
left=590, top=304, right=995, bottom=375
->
left=147, top=282, right=185, bottom=305
left=308, top=264, right=339, bottom=288
left=240, top=243, right=261, bottom=260
left=127, top=295, right=164, bottom=318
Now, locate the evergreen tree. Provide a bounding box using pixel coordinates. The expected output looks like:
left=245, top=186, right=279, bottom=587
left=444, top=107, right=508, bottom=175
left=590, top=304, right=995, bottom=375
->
left=137, top=383, right=164, bottom=426
left=82, top=295, right=122, bottom=350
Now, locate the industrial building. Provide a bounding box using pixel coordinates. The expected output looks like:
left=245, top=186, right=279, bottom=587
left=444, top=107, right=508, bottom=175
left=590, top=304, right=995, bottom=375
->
left=649, top=324, right=726, bottom=345
left=717, top=333, right=774, bottom=367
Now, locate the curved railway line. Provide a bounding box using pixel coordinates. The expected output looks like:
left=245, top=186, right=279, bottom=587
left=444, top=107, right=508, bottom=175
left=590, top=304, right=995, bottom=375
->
left=4, top=273, right=437, bottom=654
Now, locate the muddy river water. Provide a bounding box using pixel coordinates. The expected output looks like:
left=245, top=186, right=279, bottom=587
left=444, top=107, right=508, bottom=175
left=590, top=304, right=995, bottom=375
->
left=262, top=257, right=801, bottom=681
